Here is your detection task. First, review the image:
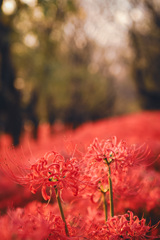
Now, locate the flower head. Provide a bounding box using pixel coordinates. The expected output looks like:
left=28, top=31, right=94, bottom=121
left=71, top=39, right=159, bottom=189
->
left=81, top=137, right=151, bottom=204
left=1, top=150, right=80, bottom=201
left=86, top=211, right=158, bottom=239
left=86, top=137, right=150, bottom=170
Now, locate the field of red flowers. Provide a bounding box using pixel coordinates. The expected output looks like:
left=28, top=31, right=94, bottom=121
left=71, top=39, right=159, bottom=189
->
left=0, top=110, right=160, bottom=239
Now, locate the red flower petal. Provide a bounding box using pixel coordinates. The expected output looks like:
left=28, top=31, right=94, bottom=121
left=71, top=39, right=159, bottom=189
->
left=41, top=185, right=50, bottom=201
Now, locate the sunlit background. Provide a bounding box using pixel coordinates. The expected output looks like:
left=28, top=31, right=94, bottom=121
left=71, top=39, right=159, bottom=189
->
left=0, top=0, right=160, bottom=145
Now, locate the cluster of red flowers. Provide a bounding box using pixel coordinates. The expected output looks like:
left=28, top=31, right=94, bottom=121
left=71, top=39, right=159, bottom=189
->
left=86, top=211, right=155, bottom=240
left=0, top=111, right=160, bottom=239
left=0, top=202, right=157, bottom=240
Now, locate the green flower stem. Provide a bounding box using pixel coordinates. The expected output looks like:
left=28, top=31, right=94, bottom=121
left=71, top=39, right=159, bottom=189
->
left=102, top=191, right=108, bottom=221
left=54, top=186, right=69, bottom=237
left=108, top=166, right=114, bottom=217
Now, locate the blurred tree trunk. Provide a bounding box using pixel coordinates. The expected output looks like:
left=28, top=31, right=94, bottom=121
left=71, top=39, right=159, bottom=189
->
left=0, top=6, right=22, bottom=146
left=130, top=1, right=160, bottom=110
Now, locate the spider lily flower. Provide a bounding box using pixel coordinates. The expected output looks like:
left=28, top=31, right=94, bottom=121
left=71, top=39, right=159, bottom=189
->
left=81, top=137, right=151, bottom=215
left=1, top=150, right=80, bottom=201
left=85, top=136, right=151, bottom=170
left=86, top=211, right=159, bottom=239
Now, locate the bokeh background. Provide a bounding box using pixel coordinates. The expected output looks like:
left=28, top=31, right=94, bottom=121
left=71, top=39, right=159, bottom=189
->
left=0, top=2, right=160, bottom=237
left=0, top=0, right=160, bottom=145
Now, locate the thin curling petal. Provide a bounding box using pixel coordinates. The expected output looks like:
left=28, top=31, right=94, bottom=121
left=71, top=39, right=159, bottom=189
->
left=41, top=185, right=50, bottom=201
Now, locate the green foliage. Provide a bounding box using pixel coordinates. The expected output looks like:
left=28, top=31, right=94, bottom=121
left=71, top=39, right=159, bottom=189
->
left=7, top=0, right=114, bottom=125
left=0, top=0, right=116, bottom=130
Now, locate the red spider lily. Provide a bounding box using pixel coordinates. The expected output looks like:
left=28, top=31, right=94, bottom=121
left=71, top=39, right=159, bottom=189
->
left=80, top=137, right=152, bottom=220
left=1, top=150, right=80, bottom=201
left=0, top=201, right=71, bottom=240
left=80, top=137, right=146, bottom=203
left=85, top=137, right=151, bottom=170
left=86, top=211, right=159, bottom=239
